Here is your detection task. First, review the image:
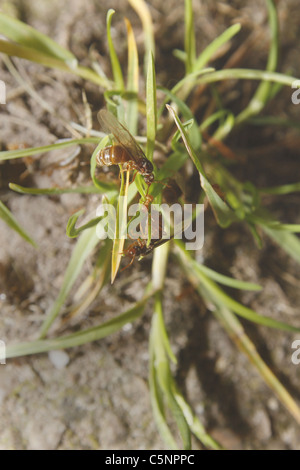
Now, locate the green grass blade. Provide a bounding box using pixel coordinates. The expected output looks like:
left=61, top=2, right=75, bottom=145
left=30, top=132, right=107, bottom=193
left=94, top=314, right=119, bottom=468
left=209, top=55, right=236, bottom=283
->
left=248, top=116, right=300, bottom=129
left=9, top=183, right=105, bottom=195
left=169, top=67, right=215, bottom=100
left=167, top=104, right=237, bottom=228
left=0, top=12, right=77, bottom=66
left=213, top=305, right=300, bottom=426
left=154, top=294, right=177, bottom=365
left=146, top=52, right=157, bottom=163
left=173, top=49, right=187, bottom=63
left=210, top=112, right=236, bottom=141
left=149, top=330, right=178, bottom=450
left=158, top=87, right=201, bottom=150
left=129, top=0, right=155, bottom=70
left=184, top=0, right=196, bottom=74
left=265, top=224, right=300, bottom=233
left=106, top=9, right=125, bottom=90
left=0, top=39, right=108, bottom=87
left=193, top=261, right=262, bottom=291
left=175, top=241, right=300, bottom=333
left=236, top=0, right=279, bottom=123
left=7, top=292, right=151, bottom=359
left=151, top=242, right=191, bottom=449
left=197, top=68, right=298, bottom=88
left=148, top=148, right=189, bottom=201
left=65, top=241, right=112, bottom=320
left=260, top=182, right=300, bottom=195
left=0, top=138, right=98, bottom=161
left=39, top=225, right=100, bottom=338
left=166, top=106, right=203, bottom=174
left=172, top=385, right=223, bottom=450
left=199, top=109, right=233, bottom=132
left=151, top=309, right=191, bottom=450
left=66, top=210, right=106, bottom=238
left=156, top=150, right=189, bottom=180
left=152, top=244, right=176, bottom=363
left=175, top=243, right=300, bottom=425
left=194, top=23, right=241, bottom=71
left=125, top=17, right=139, bottom=134
left=263, top=225, right=300, bottom=265
left=0, top=200, right=37, bottom=247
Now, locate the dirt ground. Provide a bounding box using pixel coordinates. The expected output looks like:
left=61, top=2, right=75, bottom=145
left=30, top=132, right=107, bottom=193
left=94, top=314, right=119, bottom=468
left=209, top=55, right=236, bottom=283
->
left=1, top=0, right=300, bottom=450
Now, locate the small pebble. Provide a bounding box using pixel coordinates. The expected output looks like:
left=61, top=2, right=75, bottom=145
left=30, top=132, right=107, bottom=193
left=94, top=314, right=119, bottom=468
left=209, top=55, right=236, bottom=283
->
left=48, top=350, right=70, bottom=369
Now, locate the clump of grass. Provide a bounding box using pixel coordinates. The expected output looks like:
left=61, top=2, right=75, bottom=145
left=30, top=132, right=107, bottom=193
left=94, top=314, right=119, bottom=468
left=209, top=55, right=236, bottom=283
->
left=1, top=0, right=300, bottom=449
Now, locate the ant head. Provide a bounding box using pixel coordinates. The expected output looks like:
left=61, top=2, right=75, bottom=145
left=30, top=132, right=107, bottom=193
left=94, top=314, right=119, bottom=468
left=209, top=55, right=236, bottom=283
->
left=126, top=246, right=137, bottom=257
left=126, top=242, right=143, bottom=258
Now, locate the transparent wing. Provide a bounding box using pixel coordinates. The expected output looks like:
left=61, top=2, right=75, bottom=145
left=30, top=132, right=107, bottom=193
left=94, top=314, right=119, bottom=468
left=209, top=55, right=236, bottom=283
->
left=97, top=109, right=146, bottom=164
left=142, top=236, right=174, bottom=257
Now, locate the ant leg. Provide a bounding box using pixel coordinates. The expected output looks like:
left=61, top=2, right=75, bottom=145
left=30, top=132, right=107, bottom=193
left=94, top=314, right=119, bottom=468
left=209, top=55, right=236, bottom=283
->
left=130, top=171, right=138, bottom=184
left=121, top=254, right=136, bottom=271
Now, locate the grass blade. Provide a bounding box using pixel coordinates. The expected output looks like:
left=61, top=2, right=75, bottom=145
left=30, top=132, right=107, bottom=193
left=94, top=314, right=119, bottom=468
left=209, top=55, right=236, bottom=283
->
left=39, top=225, right=100, bottom=338
left=0, top=12, right=77, bottom=66
left=151, top=242, right=218, bottom=449
left=150, top=305, right=191, bottom=450
left=129, top=0, right=155, bottom=71
left=214, top=305, right=300, bottom=425
left=111, top=169, right=130, bottom=283
left=106, top=9, right=125, bottom=90
left=175, top=241, right=300, bottom=333
left=66, top=210, right=107, bottom=238
left=125, top=17, right=139, bottom=134
left=175, top=243, right=300, bottom=425
left=184, top=0, right=196, bottom=74
left=172, top=386, right=222, bottom=450
left=263, top=225, right=300, bottom=265
left=152, top=244, right=176, bottom=363
left=197, top=68, right=298, bottom=88
left=0, top=39, right=108, bottom=87
left=0, top=200, right=37, bottom=247
left=7, top=293, right=151, bottom=359
left=193, top=261, right=262, bottom=291
left=260, top=183, right=300, bottom=195
left=158, top=87, right=201, bottom=150
left=0, top=138, right=98, bottom=161
left=167, top=104, right=237, bottom=227
left=9, top=183, right=105, bottom=195
left=150, top=239, right=187, bottom=448
left=236, top=0, right=279, bottom=123
left=146, top=52, right=157, bottom=163
left=194, top=24, right=241, bottom=71
left=64, top=241, right=112, bottom=321
left=149, top=339, right=178, bottom=450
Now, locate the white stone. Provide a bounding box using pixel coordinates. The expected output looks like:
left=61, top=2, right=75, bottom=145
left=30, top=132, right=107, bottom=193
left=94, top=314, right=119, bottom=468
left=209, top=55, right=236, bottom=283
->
left=48, top=350, right=70, bottom=369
